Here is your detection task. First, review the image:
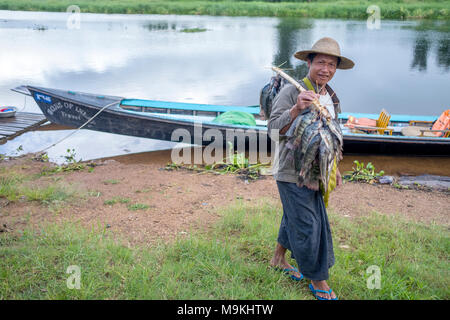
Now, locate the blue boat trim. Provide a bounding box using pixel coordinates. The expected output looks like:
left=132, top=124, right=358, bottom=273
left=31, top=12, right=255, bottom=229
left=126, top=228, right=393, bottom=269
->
left=338, top=112, right=438, bottom=123
left=343, top=131, right=448, bottom=141
left=121, top=99, right=260, bottom=114
left=122, top=99, right=438, bottom=123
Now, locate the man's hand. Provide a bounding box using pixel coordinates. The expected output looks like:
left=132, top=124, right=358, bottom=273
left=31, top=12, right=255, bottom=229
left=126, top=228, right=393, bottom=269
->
left=295, top=90, right=320, bottom=111
left=282, top=90, right=320, bottom=135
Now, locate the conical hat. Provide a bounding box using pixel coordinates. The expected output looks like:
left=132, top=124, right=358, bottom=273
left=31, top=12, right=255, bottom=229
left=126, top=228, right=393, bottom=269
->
left=294, top=37, right=354, bottom=70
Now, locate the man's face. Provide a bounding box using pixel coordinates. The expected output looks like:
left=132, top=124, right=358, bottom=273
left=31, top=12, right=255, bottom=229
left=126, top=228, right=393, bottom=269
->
left=307, top=53, right=338, bottom=87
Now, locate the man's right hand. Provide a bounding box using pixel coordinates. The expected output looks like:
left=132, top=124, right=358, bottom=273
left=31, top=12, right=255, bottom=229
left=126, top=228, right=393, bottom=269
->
left=295, top=90, right=320, bottom=111
left=282, top=90, right=320, bottom=135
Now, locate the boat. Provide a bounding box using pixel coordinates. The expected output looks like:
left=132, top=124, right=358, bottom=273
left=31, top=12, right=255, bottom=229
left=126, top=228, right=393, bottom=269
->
left=0, top=106, right=17, bottom=118
left=12, top=85, right=450, bottom=156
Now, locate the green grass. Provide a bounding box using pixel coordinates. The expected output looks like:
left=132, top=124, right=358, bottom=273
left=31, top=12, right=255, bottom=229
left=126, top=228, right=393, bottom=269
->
left=103, top=197, right=131, bottom=206
left=127, top=203, right=150, bottom=211
left=103, top=179, right=120, bottom=185
left=0, top=0, right=448, bottom=20
left=0, top=199, right=448, bottom=299
left=0, top=171, right=78, bottom=205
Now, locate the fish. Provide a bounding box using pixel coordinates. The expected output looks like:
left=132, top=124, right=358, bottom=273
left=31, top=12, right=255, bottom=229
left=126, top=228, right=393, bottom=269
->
left=293, top=109, right=319, bottom=138
left=300, top=119, right=322, bottom=155
left=319, top=130, right=335, bottom=192
left=288, top=112, right=343, bottom=192
left=319, top=139, right=328, bottom=189
left=270, top=67, right=344, bottom=192
left=287, top=112, right=321, bottom=169
left=327, top=118, right=344, bottom=160
left=298, top=133, right=321, bottom=189
left=286, top=105, right=343, bottom=192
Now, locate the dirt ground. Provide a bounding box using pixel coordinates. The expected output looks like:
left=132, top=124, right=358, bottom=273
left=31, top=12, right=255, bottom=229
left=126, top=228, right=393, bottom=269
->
left=0, top=153, right=449, bottom=246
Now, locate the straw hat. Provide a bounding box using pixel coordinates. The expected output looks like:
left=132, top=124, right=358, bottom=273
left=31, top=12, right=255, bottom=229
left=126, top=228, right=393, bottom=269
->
left=294, top=37, right=354, bottom=70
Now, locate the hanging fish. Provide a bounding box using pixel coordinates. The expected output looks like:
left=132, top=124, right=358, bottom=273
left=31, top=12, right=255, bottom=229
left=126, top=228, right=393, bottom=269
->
left=273, top=66, right=343, bottom=192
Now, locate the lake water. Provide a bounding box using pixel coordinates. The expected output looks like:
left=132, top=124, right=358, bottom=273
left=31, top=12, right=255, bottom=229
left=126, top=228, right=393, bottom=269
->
left=0, top=10, right=449, bottom=163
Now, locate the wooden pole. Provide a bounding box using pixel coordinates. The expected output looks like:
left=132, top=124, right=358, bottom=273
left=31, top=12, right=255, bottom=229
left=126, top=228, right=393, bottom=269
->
left=271, top=66, right=307, bottom=93
left=271, top=66, right=330, bottom=119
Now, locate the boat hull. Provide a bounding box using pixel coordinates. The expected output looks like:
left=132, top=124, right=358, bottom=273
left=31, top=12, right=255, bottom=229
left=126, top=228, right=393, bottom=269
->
left=25, top=86, right=450, bottom=156
left=26, top=86, right=273, bottom=152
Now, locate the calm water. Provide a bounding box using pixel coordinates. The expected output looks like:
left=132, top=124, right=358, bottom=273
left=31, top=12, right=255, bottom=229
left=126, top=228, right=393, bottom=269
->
left=0, top=10, right=449, bottom=162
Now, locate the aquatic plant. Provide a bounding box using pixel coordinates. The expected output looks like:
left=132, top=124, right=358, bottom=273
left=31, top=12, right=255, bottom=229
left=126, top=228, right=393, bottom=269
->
left=164, top=143, right=269, bottom=181
left=343, top=160, right=384, bottom=183
left=180, top=27, right=208, bottom=33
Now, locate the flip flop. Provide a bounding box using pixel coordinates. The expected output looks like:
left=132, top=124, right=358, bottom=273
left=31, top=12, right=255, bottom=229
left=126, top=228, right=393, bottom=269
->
left=309, top=283, right=338, bottom=300
left=273, top=266, right=304, bottom=281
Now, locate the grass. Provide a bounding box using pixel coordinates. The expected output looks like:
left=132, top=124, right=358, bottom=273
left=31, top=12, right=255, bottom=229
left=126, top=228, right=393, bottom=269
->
left=0, top=199, right=448, bottom=299
left=103, top=179, right=120, bottom=185
left=127, top=203, right=150, bottom=211
left=0, top=171, right=78, bottom=205
left=103, top=197, right=131, bottom=206
left=0, top=0, right=448, bottom=20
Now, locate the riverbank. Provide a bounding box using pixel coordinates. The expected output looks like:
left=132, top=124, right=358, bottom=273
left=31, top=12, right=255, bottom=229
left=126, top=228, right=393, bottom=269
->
left=0, top=0, right=449, bottom=20
left=1, top=153, right=448, bottom=243
left=0, top=153, right=448, bottom=299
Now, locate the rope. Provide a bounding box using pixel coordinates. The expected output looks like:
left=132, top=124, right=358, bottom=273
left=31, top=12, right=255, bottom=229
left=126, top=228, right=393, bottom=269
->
left=17, top=95, right=27, bottom=112
left=39, top=100, right=122, bottom=153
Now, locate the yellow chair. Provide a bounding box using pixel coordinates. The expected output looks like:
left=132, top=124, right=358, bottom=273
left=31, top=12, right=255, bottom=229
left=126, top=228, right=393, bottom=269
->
left=376, top=109, right=391, bottom=135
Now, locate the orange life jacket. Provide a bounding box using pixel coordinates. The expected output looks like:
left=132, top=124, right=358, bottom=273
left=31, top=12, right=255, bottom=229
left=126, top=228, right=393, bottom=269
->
left=431, top=109, right=450, bottom=137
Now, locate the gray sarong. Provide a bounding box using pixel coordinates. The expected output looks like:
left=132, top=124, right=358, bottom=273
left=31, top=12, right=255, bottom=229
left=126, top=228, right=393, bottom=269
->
left=276, top=180, right=335, bottom=281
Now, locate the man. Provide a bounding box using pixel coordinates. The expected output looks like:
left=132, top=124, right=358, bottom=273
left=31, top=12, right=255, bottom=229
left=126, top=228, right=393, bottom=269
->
left=268, top=37, right=354, bottom=300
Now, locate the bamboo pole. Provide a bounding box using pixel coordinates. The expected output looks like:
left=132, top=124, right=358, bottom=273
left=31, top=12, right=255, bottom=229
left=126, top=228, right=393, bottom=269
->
left=271, top=66, right=330, bottom=119
left=271, top=66, right=307, bottom=93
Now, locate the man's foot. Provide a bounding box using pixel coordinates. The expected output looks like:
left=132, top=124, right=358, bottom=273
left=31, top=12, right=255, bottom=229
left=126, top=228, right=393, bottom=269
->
left=310, top=280, right=337, bottom=300
left=270, top=259, right=303, bottom=281
left=270, top=243, right=303, bottom=281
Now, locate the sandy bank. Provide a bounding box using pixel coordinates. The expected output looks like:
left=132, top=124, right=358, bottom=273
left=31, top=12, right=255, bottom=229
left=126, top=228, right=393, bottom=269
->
left=0, top=154, right=448, bottom=246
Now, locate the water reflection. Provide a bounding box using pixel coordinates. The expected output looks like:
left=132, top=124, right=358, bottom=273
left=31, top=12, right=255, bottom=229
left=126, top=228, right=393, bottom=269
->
left=436, top=38, right=450, bottom=71
left=408, top=19, right=450, bottom=72
left=273, top=18, right=312, bottom=79
left=411, top=36, right=431, bottom=71
left=0, top=128, right=181, bottom=164
left=143, top=21, right=176, bottom=31
left=410, top=32, right=450, bottom=72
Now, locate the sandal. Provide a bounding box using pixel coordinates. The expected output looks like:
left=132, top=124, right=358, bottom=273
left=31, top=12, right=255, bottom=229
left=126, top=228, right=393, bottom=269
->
left=273, top=265, right=304, bottom=281
left=309, top=283, right=338, bottom=300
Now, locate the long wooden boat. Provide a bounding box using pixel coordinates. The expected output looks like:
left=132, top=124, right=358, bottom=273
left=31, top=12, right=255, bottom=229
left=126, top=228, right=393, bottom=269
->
left=12, top=85, right=450, bottom=156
